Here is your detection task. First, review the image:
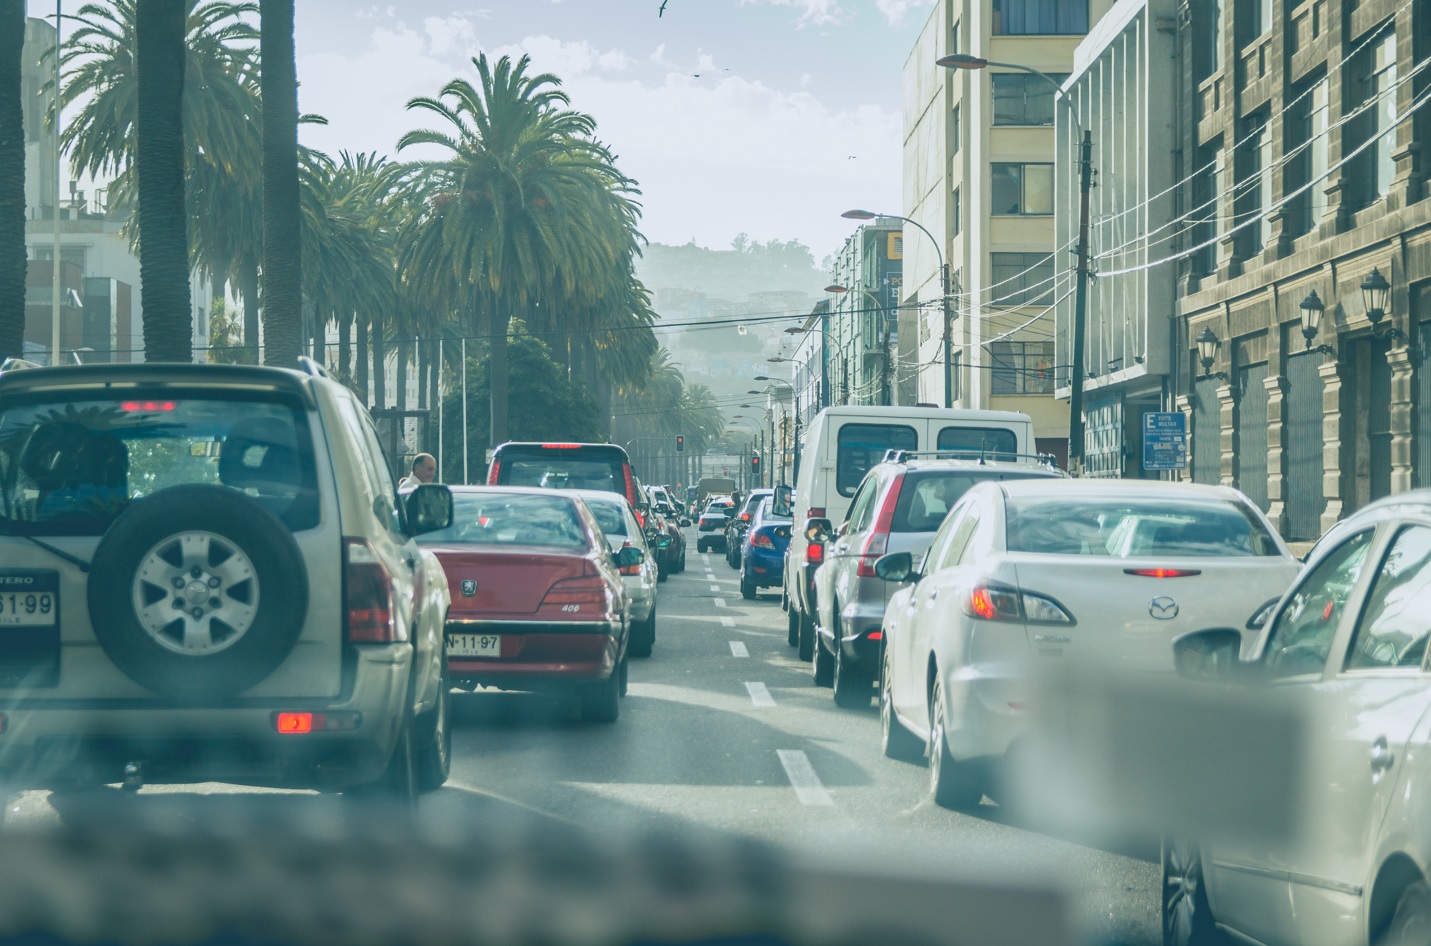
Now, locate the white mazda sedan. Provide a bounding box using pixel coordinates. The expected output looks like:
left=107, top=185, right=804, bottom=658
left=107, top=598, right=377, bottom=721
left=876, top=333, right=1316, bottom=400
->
left=874, top=478, right=1301, bottom=810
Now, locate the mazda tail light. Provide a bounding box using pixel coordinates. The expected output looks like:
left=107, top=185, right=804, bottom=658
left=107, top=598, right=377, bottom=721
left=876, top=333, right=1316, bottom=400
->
left=856, top=477, right=904, bottom=578
left=345, top=538, right=398, bottom=642
left=964, top=583, right=1074, bottom=625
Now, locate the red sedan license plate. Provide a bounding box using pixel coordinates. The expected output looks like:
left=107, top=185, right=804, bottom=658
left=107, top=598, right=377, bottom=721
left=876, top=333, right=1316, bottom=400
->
left=449, top=633, right=501, bottom=658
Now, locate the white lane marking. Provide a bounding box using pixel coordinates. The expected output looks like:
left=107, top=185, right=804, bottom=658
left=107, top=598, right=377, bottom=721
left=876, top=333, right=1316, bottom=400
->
left=709, top=584, right=721, bottom=592
left=713, top=598, right=727, bottom=608
left=704, top=571, right=716, bottom=578
left=729, top=641, right=749, bottom=657
left=777, top=750, right=834, bottom=806
left=720, top=616, right=736, bottom=628
left=745, top=681, right=775, bottom=707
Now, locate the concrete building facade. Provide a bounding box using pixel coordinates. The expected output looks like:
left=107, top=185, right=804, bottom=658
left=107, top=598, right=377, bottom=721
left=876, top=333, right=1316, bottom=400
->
left=825, top=220, right=904, bottom=406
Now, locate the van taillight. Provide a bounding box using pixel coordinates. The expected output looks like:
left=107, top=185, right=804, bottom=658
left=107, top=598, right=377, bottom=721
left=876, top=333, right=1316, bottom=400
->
left=806, top=542, right=824, bottom=565
left=345, top=538, right=398, bottom=642
left=540, top=577, right=611, bottom=613
left=487, top=458, right=501, bottom=485
left=807, top=507, right=826, bottom=521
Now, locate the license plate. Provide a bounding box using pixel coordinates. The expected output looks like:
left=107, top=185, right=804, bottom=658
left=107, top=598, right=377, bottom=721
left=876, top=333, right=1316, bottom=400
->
left=448, top=633, right=502, bottom=658
left=0, top=573, right=57, bottom=627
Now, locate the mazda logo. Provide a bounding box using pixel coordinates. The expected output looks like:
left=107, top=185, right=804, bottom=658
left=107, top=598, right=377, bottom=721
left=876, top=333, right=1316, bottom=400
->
left=461, top=579, right=477, bottom=597
left=1149, top=596, right=1179, bottom=620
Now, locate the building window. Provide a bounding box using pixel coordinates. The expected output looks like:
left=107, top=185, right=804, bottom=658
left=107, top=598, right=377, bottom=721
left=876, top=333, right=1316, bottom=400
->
left=1236, top=0, right=1272, bottom=41
left=952, top=186, right=962, bottom=237
left=992, top=73, right=1069, bottom=125
left=1346, top=26, right=1396, bottom=210
left=1198, top=0, right=1226, bottom=78
left=992, top=163, right=1054, bottom=215
left=1235, top=112, right=1272, bottom=258
left=992, top=0, right=1089, bottom=35
left=1285, top=75, right=1329, bottom=237
left=990, top=341, right=1055, bottom=394
left=952, top=104, right=961, bottom=155
left=991, top=252, right=1055, bottom=306
left=30, top=245, right=87, bottom=270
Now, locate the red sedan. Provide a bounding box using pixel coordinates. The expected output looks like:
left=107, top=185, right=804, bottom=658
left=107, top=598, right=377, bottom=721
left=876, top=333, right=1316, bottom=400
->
left=417, top=487, right=636, bottom=723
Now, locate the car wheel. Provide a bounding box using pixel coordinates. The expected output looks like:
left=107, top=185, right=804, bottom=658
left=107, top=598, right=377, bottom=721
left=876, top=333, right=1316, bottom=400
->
left=415, top=670, right=452, bottom=792
left=787, top=604, right=799, bottom=647
left=347, top=712, right=419, bottom=812
left=929, top=675, right=981, bottom=809
left=618, top=653, right=630, bottom=698
left=630, top=611, right=655, bottom=659
left=86, top=484, right=308, bottom=700
left=880, top=650, right=924, bottom=762
left=697, top=539, right=707, bottom=553
left=1381, top=881, right=1431, bottom=946
left=812, top=630, right=835, bottom=687
left=580, top=668, right=621, bottom=723
left=657, top=563, right=668, bottom=583
left=832, top=637, right=871, bottom=709
left=740, top=571, right=756, bottom=600
left=798, top=608, right=815, bottom=662
left=1162, top=837, right=1225, bottom=946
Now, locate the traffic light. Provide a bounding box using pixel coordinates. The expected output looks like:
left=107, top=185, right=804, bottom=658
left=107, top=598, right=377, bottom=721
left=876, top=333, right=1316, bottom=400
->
left=676, top=435, right=684, bottom=452
left=751, top=454, right=760, bottom=470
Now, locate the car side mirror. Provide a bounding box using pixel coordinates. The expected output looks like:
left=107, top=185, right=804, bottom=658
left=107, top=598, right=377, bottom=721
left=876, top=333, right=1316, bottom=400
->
left=1172, top=628, right=1247, bottom=682
left=805, top=517, right=833, bottom=542
left=655, top=534, right=672, bottom=548
left=405, top=484, right=454, bottom=535
left=873, top=551, right=917, bottom=583
left=615, top=546, right=644, bottom=568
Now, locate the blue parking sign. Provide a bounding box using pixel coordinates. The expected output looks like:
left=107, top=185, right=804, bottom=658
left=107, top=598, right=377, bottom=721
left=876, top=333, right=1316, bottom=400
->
left=1143, top=412, right=1187, bottom=471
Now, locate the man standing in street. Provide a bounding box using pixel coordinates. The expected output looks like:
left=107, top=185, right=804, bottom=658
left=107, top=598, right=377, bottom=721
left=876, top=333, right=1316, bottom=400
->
left=399, top=453, right=437, bottom=490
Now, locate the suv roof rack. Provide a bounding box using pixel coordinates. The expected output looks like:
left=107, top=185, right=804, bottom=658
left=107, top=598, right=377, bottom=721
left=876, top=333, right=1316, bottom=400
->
left=881, top=448, right=1062, bottom=469
left=295, top=356, right=333, bottom=380
left=0, top=357, right=44, bottom=374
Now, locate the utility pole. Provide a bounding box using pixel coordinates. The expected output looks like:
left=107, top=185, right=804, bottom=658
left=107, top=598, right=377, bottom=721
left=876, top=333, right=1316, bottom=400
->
left=1068, top=130, right=1093, bottom=477
left=941, top=262, right=952, bottom=408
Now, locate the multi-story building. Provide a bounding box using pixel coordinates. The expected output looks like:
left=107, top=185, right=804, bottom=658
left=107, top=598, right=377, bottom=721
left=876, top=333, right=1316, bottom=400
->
left=903, top=0, right=1117, bottom=465
left=826, top=220, right=904, bottom=405
left=1054, top=0, right=1180, bottom=477
left=1170, top=0, right=1430, bottom=540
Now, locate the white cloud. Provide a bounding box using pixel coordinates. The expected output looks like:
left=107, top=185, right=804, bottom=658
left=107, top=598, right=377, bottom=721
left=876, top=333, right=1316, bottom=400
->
left=493, top=36, right=636, bottom=78
left=874, top=0, right=937, bottom=26
left=739, top=0, right=848, bottom=28
left=422, top=15, right=478, bottom=58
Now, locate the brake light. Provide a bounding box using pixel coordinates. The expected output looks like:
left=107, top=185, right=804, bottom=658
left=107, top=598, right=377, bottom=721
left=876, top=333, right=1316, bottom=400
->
left=487, top=458, right=501, bottom=484
left=541, top=443, right=584, bottom=449
left=856, top=476, right=903, bottom=577
left=275, top=712, right=313, bottom=734
left=867, top=630, right=883, bottom=641
left=964, top=583, right=1073, bottom=625
left=634, top=507, right=646, bottom=529
left=274, top=711, right=361, bottom=733
left=618, top=544, right=641, bottom=576
left=1124, top=568, right=1202, bottom=578
left=806, top=542, right=825, bottom=565
left=345, top=538, right=398, bottom=642
left=751, top=531, right=775, bottom=549
left=623, top=465, right=637, bottom=506
left=540, top=577, right=611, bottom=613
left=120, top=400, right=176, bottom=412
left=740, top=512, right=751, bottom=522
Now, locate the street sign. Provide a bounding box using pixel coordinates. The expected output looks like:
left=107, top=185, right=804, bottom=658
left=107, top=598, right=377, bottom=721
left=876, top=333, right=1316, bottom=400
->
left=1142, top=412, right=1188, bottom=471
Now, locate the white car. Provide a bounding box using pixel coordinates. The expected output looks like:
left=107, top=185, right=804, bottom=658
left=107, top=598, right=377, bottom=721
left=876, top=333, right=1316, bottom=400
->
left=875, top=478, right=1300, bottom=810
left=1165, top=490, right=1431, bottom=946
left=571, top=489, right=659, bottom=659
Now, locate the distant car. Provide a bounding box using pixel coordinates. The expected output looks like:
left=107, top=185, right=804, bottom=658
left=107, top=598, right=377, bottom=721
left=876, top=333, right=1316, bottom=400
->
left=876, top=478, right=1299, bottom=810
left=1166, top=490, right=1431, bottom=946
left=727, top=488, right=774, bottom=568
left=487, top=441, right=638, bottom=507
left=418, top=486, right=634, bottom=723
left=570, top=489, right=659, bottom=659
left=739, top=498, right=792, bottom=600
left=696, top=497, right=734, bottom=553
left=813, top=453, right=1065, bottom=708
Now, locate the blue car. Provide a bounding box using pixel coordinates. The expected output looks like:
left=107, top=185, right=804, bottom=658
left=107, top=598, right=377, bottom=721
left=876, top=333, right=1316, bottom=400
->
left=740, top=498, right=793, bottom=600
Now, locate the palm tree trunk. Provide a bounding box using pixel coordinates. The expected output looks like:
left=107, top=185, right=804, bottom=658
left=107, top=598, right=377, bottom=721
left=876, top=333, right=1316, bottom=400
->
left=489, top=308, right=510, bottom=449
left=396, top=335, right=408, bottom=412
left=371, top=314, right=386, bottom=410
left=311, top=306, right=326, bottom=365
left=135, top=0, right=193, bottom=362
left=0, top=0, right=27, bottom=361
left=239, top=253, right=260, bottom=364
left=338, top=309, right=351, bottom=379
left=356, top=312, right=369, bottom=403
left=259, top=0, right=302, bottom=367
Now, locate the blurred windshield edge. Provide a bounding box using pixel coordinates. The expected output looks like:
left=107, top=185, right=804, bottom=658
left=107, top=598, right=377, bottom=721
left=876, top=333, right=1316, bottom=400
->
left=0, top=821, right=1074, bottom=946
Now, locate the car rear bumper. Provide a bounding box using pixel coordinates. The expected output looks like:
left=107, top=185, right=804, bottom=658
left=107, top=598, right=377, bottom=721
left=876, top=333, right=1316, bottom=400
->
left=836, top=593, right=887, bottom=666
left=445, top=619, right=621, bottom=691
left=0, top=643, right=415, bottom=792
left=941, top=662, right=1030, bottom=761
left=745, top=548, right=784, bottom=586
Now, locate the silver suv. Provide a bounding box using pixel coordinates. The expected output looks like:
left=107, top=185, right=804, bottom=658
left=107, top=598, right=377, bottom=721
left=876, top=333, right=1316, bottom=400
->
left=813, top=451, right=1065, bottom=708
left=0, top=359, right=454, bottom=804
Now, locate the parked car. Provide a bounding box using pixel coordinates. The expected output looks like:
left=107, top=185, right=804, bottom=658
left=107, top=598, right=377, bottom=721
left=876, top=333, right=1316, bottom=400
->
left=740, top=498, right=793, bottom=600
left=788, top=517, right=834, bottom=660
left=784, top=406, right=1037, bottom=667
left=488, top=441, right=638, bottom=507
left=696, top=497, right=735, bottom=553
left=0, top=359, right=456, bottom=803
left=571, top=489, right=660, bottom=658
left=1165, top=490, right=1431, bottom=946
left=875, top=478, right=1299, bottom=810
left=417, top=486, right=633, bottom=723
left=726, top=488, right=774, bottom=568
left=813, top=453, right=1066, bottom=708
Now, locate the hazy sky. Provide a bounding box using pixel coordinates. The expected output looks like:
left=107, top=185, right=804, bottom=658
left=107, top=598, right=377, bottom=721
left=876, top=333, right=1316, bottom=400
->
left=291, top=0, right=934, bottom=260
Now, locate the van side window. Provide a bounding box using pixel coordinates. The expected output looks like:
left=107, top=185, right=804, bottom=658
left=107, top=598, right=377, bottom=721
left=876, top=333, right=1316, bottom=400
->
left=836, top=424, right=917, bottom=497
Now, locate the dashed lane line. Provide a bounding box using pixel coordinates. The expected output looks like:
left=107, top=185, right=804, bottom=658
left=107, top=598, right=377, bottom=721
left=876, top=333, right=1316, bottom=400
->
left=744, top=682, right=775, bottom=707
left=729, top=641, right=749, bottom=657
left=713, top=598, right=727, bottom=608
left=776, top=750, right=834, bottom=806
left=709, top=584, right=721, bottom=592
left=720, top=616, right=736, bottom=628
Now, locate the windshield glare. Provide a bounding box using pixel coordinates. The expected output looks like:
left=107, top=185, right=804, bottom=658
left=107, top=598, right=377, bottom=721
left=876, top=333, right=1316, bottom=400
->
left=1005, top=497, right=1282, bottom=557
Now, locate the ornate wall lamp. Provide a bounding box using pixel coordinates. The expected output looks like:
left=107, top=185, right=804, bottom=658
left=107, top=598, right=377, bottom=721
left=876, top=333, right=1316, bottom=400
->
left=1360, top=268, right=1407, bottom=343
left=1293, top=290, right=1336, bottom=357
left=1195, top=328, right=1229, bottom=381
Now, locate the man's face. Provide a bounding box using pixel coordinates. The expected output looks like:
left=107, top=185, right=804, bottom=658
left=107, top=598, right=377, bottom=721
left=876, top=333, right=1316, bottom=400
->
left=416, top=457, right=437, bottom=483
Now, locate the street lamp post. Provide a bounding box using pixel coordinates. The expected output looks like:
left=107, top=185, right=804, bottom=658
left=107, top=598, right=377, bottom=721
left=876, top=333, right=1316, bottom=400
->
left=842, top=209, right=950, bottom=408
left=826, top=284, right=893, bottom=406
left=755, top=375, right=798, bottom=481
left=938, top=52, right=1092, bottom=474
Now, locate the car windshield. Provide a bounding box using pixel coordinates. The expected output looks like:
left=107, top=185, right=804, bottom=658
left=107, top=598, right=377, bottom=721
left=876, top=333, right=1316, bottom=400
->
left=418, top=493, right=590, bottom=550
left=1005, top=496, right=1283, bottom=557
left=0, top=394, right=318, bottom=535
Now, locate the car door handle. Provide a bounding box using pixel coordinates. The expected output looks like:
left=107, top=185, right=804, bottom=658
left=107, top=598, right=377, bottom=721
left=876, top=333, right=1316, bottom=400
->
left=1371, top=737, right=1395, bottom=773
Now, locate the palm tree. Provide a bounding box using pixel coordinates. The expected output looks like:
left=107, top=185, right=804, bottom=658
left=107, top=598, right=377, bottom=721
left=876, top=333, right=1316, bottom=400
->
left=258, top=0, right=301, bottom=367
left=0, top=0, right=25, bottom=361
left=398, top=53, right=635, bottom=450
left=134, top=0, right=193, bottom=361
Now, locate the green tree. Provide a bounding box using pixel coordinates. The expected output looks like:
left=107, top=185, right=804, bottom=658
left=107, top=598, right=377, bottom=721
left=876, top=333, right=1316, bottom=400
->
left=0, top=0, right=25, bottom=361
left=258, top=0, right=301, bottom=367
left=134, top=0, right=193, bottom=361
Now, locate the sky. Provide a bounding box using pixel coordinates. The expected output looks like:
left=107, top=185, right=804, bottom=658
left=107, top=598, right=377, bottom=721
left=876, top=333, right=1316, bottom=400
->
left=290, top=0, right=935, bottom=261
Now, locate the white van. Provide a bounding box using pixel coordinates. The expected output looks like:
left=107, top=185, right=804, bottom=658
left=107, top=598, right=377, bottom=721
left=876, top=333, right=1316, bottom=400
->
left=782, top=406, right=1036, bottom=654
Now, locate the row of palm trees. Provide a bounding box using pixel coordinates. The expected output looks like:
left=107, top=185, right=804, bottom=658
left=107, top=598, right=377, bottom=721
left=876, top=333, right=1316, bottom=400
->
left=0, top=0, right=722, bottom=452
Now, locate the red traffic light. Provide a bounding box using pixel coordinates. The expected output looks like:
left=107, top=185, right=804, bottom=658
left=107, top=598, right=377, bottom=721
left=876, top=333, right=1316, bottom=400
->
left=676, top=435, right=685, bottom=452
left=751, top=455, right=760, bottom=467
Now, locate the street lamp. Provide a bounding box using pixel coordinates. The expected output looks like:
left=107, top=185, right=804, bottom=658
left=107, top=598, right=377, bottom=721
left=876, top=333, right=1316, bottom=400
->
left=1295, top=291, right=1335, bottom=357
left=939, top=51, right=1093, bottom=474
left=841, top=209, right=951, bottom=408
left=1195, top=328, right=1228, bottom=381
left=1357, top=268, right=1405, bottom=342
left=756, top=375, right=800, bottom=480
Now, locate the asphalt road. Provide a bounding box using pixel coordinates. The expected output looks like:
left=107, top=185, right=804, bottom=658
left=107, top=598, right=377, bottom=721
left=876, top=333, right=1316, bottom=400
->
left=4, top=531, right=1161, bottom=945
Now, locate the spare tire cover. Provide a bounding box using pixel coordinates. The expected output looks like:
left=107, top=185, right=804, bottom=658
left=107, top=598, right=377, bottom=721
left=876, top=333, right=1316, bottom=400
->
left=87, top=484, right=310, bottom=700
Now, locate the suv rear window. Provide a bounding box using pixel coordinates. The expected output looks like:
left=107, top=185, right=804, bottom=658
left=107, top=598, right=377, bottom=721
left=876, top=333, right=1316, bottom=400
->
left=836, top=424, right=917, bottom=496
left=891, top=469, right=1054, bottom=532
left=0, top=394, right=319, bottom=535
left=491, top=444, right=632, bottom=501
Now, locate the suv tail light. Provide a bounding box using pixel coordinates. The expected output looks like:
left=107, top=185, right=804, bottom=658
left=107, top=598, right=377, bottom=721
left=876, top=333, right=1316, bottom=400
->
left=856, top=476, right=904, bottom=578
left=623, top=465, right=637, bottom=506
left=540, top=577, right=612, bottom=614
left=964, top=583, right=1074, bottom=625
left=751, top=531, right=775, bottom=549
left=806, top=542, right=824, bottom=565
left=487, top=458, right=501, bottom=484
left=345, top=538, right=399, bottom=642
